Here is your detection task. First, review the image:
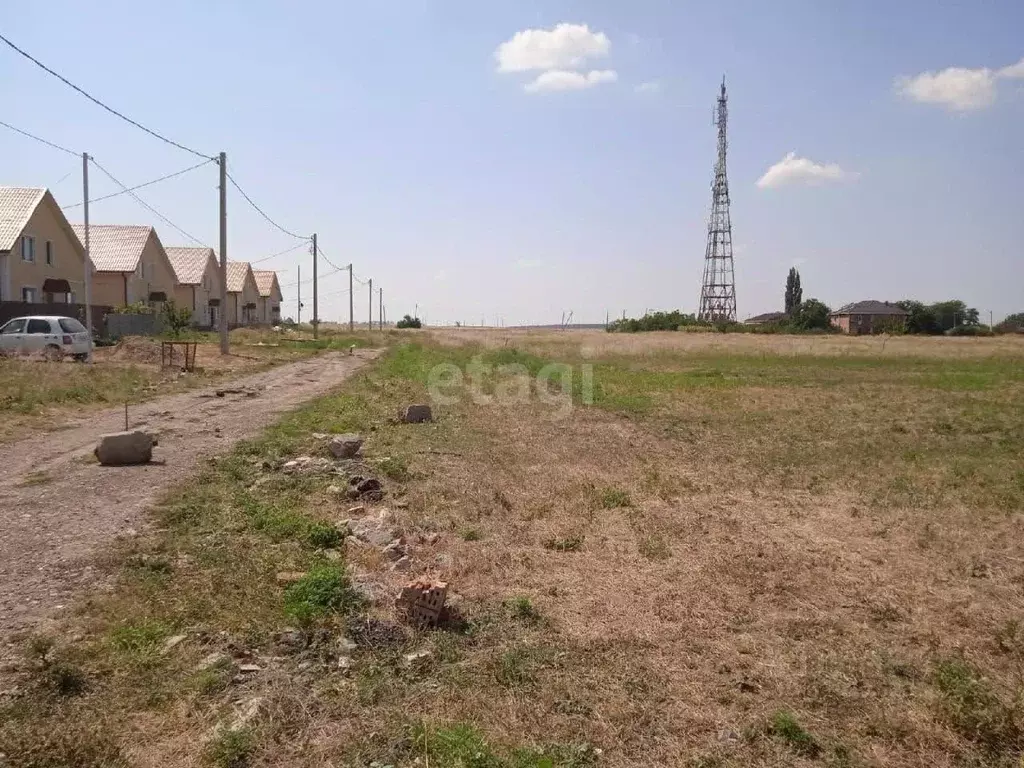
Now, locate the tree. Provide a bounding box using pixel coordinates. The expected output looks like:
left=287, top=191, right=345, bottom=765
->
left=896, top=300, right=939, bottom=334
left=784, top=268, right=803, bottom=315
left=396, top=314, right=422, bottom=329
left=160, top=300, right=193, bottom=337
left=994, top=312, right=1024, bottom=334
left=790, top=298, right=832, bottom=330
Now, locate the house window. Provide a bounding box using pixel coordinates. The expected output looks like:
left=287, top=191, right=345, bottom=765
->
left=202, top=276, right=209, bottom=291
left=45, top=241, right=53, bottom=266
left=22, top=287, right=37, bottom=303
left=139, top=261, right=145, bottom=279
left=21, top=236, right=35, bottom=262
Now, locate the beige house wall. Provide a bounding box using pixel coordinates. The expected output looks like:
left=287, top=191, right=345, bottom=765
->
left=172, top=255, right=223, bottom=327
left=90, top=234, right=178, bottom=309
left=1, top=197, right=87, bottom=304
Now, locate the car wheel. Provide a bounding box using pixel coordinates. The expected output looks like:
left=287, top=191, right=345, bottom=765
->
left=73, top=353, right=89, bottom=363
left=44, top=345, right=64, bottom=362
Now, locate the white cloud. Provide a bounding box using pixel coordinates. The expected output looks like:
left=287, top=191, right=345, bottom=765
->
left=495, top=23, right=610, bottom=73
left=895, top=56, right=1024, bottom=111
left=896, top=66, right=997, bottom=111
left=524, top=69, right=618, bottom=93
left=635, top=81, right=661, bottom=94
left=756, top=152, right=857, bottom=189
left=999, top=57, right=1024, bottom=79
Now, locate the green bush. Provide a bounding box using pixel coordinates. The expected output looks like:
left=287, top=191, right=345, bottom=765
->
left=397, top=314, right=422, bottom=329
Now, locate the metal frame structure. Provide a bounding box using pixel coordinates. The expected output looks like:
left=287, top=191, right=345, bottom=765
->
left=698, top=77, right=737, bottom=323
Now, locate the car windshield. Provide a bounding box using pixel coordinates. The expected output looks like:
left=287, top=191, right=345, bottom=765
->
left=0, top=319, right=26, bottom=334
left=58, top=318, right=87, bottom=333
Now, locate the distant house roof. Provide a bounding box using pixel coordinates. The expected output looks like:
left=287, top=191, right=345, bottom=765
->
left=226, top=261, right=253, bottom=293
left=744, top=311, right=788, bottom=324
left=71, top=224, right=156, bottom=272
left=830, top=300, right=908, bottom=317
left=252, top=269, right=281, bottom=299
left=0, top=187, right=85, bottom=262
left=0, top=187, right=47, bottom=251
left=166, top=247, right=215, bottom=285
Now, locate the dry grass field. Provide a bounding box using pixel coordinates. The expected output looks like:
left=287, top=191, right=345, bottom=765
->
left=2, top=330, right=1023, bottom=767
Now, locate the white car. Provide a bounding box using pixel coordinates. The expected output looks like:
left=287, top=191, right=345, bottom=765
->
left=0, top=315, right=94, bottom=361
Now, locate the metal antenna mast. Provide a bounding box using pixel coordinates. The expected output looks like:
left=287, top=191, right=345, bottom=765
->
left=698, top=77, right=737, bottom=322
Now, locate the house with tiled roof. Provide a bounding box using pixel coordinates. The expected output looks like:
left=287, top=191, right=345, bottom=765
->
left=226, top=261, right=259, bottom=326
left=0, top=186, right=89, bottom=308
left=167, top=247, right=223, bottom=328
left=252, top=269, right=283, bottom=325
left=829, top=300, right=909, bottom=335
left=71, top=224, right=177, bottom=309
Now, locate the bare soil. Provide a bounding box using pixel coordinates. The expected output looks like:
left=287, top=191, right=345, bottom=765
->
left=0, top=349, right=378, bottom=656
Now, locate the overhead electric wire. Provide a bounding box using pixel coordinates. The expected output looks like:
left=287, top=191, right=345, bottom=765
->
left=89, top=158, right=207, bottom=247
left=250, top=241, right=310, bottom=265
left=225, top=170, right=308, bottom=240
left=315, top=246, right=347, bottom=274
left=63, top=158, right=214, bottom=209
left=0, top=32, right=212, bottom=159
left=0, top=117, right=77, bottom=156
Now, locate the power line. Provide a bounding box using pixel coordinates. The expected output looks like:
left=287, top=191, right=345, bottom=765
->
left=89, top=157, right=207, bottom=247
left=63, top=158, right=214, bottom=209
left=250, top=240, right=310, bottom=266
left=0, top=117, right=77, bottom=156
left=225, top=170, right=307, bottom=240
left=315, top=245, right=347, bottom=274
left=0, top=32, right=212, bottom=159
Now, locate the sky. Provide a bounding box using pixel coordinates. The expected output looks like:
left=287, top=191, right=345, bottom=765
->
left=1, top=0, right=1022, bottom=326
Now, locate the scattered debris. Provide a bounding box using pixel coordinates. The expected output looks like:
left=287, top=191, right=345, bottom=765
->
left=347, top=475, right=384, bottom=502
left=347, top=510, right=398, bottom=548
left=403, top=649, right=433, bottom=667
left=214, top=387, right=261, bottom=398
left=399, top=404, right=433, bottom=424
left=391, top=555, right=413, bottom=573
left=94, top=430, right=156, bottom=466
left=382, top=540, right=407, bottom=561
left=196, top=652, right=231, bottom=672
left=329, top=433, right=364, bottom=459
left=276, top=571, right=307, bottom=585
left=349, top=617, right=409, bottom=649
left=238, top=663, right=261, bottom=674
left=282, top=456, right=337, bottom=475
left=347, top=505, right=366, bottom=515
left=274, top=629, right=306, bottom=653
left=396, top=578, right=448, bottom=627
left=161, top=634, right=187, bottom=655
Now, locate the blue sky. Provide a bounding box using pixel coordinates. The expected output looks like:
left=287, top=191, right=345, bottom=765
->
left=2, top=0, right=1022, bottom=325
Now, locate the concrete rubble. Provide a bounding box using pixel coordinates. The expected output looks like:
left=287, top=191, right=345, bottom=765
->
left=94, top=430, right=157, bottom=466
left=399, top=404, right=433, bottom=424
left=328, top=433, right=364, bottom=459
left=396, top=578, right=448, bottom=627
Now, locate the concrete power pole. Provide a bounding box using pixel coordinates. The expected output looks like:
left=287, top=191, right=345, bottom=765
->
left=82, top=152, right=93, bottom=362
left=218, top=152, right=229, bottom=354
left=378, top=287, right=383, bottom=330
left=348, top=264, right=354, bottom=331
left=297, top=265, right=301, bottom=324
left=311, top=233, right=318, bottom=339
left=368, top=278, right=373, bottom=329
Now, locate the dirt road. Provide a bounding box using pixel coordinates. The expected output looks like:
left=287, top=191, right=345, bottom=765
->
left=0, top=349, right=378, bottom=649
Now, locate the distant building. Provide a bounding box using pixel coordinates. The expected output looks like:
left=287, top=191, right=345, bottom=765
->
left=252, top=269, right=282, bottom=325
left=71, top=224, right=177, bottom=309
left=743, top=311, right=788, bottom=326
left=166, top=247, right=223, bottom=328
left=829, top=300, right=908, bottom=335
left=225, top=262, right=259, bottom=326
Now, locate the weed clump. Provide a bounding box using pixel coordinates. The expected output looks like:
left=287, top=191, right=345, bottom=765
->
left=283, top=565, right=362, bottom=623
left=934, top=656, right=1022, bottom=752
left=204, top=728, right=255, bottom=768
left=543, top=535, right=584, bottom=552
left=768, top=711, right=821, bottom=757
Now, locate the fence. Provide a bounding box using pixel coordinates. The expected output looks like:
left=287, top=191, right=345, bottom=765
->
left=0, top=302, right=113, bottom=335
left=105, top=312, right=164, bottom=339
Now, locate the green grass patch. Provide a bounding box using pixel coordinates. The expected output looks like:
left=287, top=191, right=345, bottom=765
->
left=283, top=565, right=363, bottom=623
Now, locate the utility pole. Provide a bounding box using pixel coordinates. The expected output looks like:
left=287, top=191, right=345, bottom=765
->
left=82, top=152, right=93, bottom=362
left=368, top=278, right=373, bottom=329
left=297, top=265, right=302, bottom=324
left=348, top=264, right=354, bottom=331
left=378, top=287, right=383, bottom=330
left=218, top=152, right=229, bottom=354
left=311, top=233, right=318, bottom=339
